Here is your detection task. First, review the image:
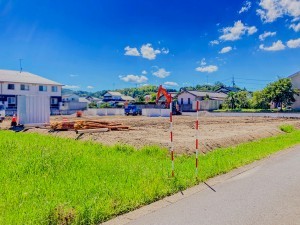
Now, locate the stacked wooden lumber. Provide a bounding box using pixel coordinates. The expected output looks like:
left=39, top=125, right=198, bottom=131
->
left=74, top=120, right=130, bottom=131
left=50, top=120, right=130, bottom=131
left=50, top=121, right=76, bottom=130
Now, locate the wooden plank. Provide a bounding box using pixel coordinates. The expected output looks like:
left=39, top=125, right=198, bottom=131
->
left=76, top=128, right=109, bottom=134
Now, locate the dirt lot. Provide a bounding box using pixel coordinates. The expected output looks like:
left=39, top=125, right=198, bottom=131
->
left=1, top=114, right=300, bottom=153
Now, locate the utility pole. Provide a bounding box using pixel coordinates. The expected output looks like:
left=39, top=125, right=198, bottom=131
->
left=232, top=75, right=236, bottom=87
left=19, top=59, right=23, bottom=73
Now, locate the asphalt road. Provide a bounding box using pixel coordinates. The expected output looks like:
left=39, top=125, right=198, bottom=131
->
left=127, top=147, right=300, bottom=225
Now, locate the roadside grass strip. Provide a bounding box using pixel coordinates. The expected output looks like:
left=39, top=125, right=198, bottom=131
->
left=1, top=127, right=300, bottom=224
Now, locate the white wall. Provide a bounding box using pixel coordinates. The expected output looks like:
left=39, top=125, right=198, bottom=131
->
left=1, top=82, right=62, bottom=97
left=62, top=94, right=79, bottom=102
left=177, top=92, right=196, bottom=104
left=17, top=95, right=50, bottom=125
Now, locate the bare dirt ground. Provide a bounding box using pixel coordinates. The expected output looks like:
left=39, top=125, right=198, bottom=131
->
left=1, top=114, right=300, bottom=153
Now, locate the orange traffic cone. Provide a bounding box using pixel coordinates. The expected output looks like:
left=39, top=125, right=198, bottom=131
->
left=11, top=114, right=17, bottom=127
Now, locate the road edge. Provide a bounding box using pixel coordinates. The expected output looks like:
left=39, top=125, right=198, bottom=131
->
left=101, top=145, right=298, bottom=225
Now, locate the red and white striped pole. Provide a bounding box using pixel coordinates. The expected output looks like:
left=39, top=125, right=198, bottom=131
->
left=195, top=101, right=200, bottom=175
left=170, top=98, right=174, bottom=177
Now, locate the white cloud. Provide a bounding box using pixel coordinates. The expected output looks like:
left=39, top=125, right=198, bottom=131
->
left=142, top=70, right=147, bottom=75
left=87, top=86, right=94, bottom=89
left=200, top=58, right=207, bottom=66
left=259, top=31, right=277, bottom=41
left=63, top=85, right=80, bottom=89
left=287, top=38, right=300, bottom=48
left=239, top=1, right=252, bottom=14
left=290, top=22, right=300, bottom=32
left=219, top=46, right=233, bottom=54
left=153, top=68, right=171, bottom=78
left=209, top=40, right=220, bottom=45
left=259, top=40, right=286, bottom=51
left=69, top=74, right=78, bottom=77
left=257, top=0, right=300, bottom=23
left=248, top=26, right=258, bottom=35
left=119, top=75, right=148, bottom=83
left=219, top=20, right=257, bottom=41
left=196, top=65, right=218, bottom=73
left=124, top=46, right=140, bottom=56
left=161, top=48, right=169, bottom=54
left=140, top=43, right=161, bottom=60
left=164, top=81, right=179, bottom=86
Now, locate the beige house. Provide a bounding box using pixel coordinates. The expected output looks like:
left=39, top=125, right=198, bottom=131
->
left=289, top=71, right=300, bottom=109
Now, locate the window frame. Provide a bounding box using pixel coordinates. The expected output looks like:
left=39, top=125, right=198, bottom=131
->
left=20, top=84, right=30, bottom=91
left=51, top=86, right=58, bottom=92
left=7, top=97, right=16, bottom=105
left=7, top=84, right=15, bottom=90
left=39, top=85, right=47, bottom=92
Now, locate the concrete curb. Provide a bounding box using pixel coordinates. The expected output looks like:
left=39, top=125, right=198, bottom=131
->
left=101, top=146, right=297, bottom=225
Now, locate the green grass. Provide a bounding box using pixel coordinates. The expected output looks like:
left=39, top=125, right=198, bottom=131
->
left=1, top=128, right=300, bottom=224
left=280, top=124, right=296, bottom=133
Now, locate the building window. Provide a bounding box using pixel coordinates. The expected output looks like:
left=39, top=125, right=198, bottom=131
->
left=8, top=84, right=15, bottom=90
left=7, top=97, right=16, bottom=105
left=51, top=98, right=58, bottom=105
left=51, top=86, right=58, bottom=92
left=20, top=84, right=30, bottom=91
left=181, top=98, right=183, bottom=104
left=39, top=85, right=47, bottom=92
left=188, top=98, right=191, bottom=104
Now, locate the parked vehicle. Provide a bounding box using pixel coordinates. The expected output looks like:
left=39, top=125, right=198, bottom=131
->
left=0, top=104, right=6, bottom=122
left=124, top=105, right=142, bottom=116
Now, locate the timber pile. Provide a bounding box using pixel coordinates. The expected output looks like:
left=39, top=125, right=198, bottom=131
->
left=50, top=121, right=76, bottom=130
left=74, top=120, right=130, bottom=131
left=50, top=120, right=130, bottom=131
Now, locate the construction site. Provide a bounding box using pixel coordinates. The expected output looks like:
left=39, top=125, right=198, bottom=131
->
left=1, top=113, right=299, bottom=153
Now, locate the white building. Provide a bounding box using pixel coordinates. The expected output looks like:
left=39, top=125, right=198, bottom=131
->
left=177, top=90, right=227, bottom=111
left=0, top=69, right=63, bottom=112
left=60, top=94, right=88, bottom=111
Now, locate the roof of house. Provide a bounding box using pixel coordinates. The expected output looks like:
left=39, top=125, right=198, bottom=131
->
left=288, top=71, right=300, bottom=79
left=79, top=97, right=91, bottom=103
left=181, top=90, right=227, bottom=99
left=215, top=86, right=239, bottom=93
left=121, top=95, right=135, bottom=101
left=62, top=94, right=79, bottom=98
left=105, top=91, right=122, bottom=96
left=0, top=69, right=62, bottom=85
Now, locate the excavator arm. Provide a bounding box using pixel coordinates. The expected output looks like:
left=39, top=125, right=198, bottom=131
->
left=156, top=85, right=172, bottom=108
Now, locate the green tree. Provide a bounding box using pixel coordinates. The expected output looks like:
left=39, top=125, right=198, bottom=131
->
left=250, top=90, right=269, bottom=109
left=235, top=91, right=250, bottom=108
left=224, top=92, right=237, bottom=109
left=263, top=78, right=299, bottom=110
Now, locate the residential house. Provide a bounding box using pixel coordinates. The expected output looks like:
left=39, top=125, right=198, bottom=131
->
left=288, top=71, right=300, bottom=109
left=0, top=69, right=62, bottom=113
left=103, top=91, right=135, bottom=104
left=215, top=86, right=239, bottom=94
left=60, top=94, right=87, bottom=111
left=177, top=90, right=227, bottom=111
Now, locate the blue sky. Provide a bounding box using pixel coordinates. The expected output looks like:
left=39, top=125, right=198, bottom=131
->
left=0, top=0, right=299, bottom=91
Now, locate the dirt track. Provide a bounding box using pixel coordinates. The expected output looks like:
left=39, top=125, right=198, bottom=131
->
left=2, top=114, right=299, bottom=153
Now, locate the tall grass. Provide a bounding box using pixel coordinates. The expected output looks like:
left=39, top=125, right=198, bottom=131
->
left=1, top=128, right=300, bottom=224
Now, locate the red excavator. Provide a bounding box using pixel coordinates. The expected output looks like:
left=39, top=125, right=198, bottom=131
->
left=156, top=85, right=182, bottom=115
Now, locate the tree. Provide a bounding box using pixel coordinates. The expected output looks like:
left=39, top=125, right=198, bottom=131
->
left=235, top=91, right=250, bottom=108
left=250, top=90, right=269, bottom=109
left=263, top=78, right=299, bottom=110
left=224, top=92, right=237, bottom=109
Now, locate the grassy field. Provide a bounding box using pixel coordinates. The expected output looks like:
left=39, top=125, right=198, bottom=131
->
left=1, top=127, right=300, bottom=224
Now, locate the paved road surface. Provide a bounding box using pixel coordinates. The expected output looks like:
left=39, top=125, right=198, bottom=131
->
left=127, top=147, right=300, bottom=225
